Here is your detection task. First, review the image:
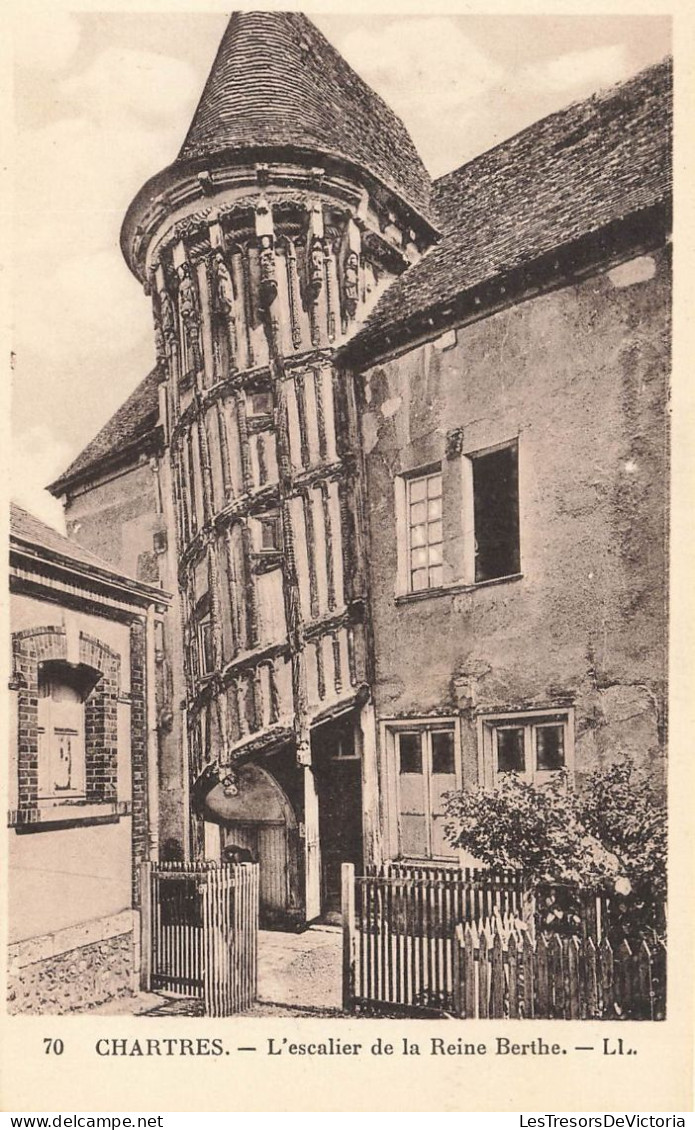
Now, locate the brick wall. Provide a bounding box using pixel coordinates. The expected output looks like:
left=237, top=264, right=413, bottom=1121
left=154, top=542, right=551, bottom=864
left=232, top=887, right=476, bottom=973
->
left=129, top=618, right=149, bottom=905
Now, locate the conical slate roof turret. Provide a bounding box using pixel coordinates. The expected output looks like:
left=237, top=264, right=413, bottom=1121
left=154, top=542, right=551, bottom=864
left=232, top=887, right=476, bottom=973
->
left=178, top=11, right=433, bottom=223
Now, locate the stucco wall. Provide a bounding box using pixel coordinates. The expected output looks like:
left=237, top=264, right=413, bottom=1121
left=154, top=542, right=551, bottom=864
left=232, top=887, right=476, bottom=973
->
left=63, top=457, right=188, bottom=857
left=360, top=249, right=669, bottom=795
left=9, top=823, right=133, bottom=943
left=64, top=461, right=159, bottom=581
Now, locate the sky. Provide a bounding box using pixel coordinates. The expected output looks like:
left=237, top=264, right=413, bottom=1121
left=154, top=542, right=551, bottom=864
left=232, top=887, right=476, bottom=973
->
left=10, top=10, right=671, bottom=530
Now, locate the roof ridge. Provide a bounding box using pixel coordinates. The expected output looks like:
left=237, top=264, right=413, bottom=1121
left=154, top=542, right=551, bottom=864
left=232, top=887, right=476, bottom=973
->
left=434, top=55, right=672, bottom=194
left=346, top=55, right=671, bottom=361
left=48, top=367, right=161, bottom=496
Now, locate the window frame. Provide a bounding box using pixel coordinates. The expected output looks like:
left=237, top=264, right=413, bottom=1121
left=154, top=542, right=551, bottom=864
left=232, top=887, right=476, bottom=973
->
left=394, top=438, right=522, bottom=602
left=383, top=717, right=463, bottom=862
left=197, top=616, right=214, bottom=676
left=405, top=468, right=443, bottom=593
left=395, top=463, right=444, bottom=596
left=36, top=662, right=96, bottom=804
left=477, top=707, right=575, bottom=788
left=469, top=438, right=521, bottom=585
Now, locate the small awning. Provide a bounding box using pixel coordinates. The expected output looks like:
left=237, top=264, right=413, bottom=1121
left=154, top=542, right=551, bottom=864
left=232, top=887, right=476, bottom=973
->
left=203, top=763, right=293, bottom=826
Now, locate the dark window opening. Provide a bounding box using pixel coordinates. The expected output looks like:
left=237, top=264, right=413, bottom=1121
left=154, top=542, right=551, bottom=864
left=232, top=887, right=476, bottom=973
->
left=496, top=726, right=525, bottom=772
left=259, top=514, right=281, bottom=551
left=536, top=724, right=565, bottom=770
left=399, top=733, right=423, bottom=774
left=472, top=443, right=520, bottom=583
left=249, top=391, right=273, bottom=417
left=431, top=730, right=455, bottom=775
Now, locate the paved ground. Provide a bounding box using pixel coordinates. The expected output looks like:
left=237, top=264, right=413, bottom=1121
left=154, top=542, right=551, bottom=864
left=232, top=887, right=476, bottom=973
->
left=83, top=926, right=344, bottom=1017
left=256, top=925, right=342, bottom=1013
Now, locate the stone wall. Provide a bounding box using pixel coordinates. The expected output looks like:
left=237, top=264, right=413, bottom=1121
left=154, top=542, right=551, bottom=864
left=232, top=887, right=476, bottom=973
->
left=8, top=924, right=135, bottom=1015
left=360, top=247, right=670, bottom=809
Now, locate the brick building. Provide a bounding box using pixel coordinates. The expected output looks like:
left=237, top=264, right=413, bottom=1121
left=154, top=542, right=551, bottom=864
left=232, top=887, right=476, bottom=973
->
left=45, top=14, right=671, bottom=927
left=8, top=504, right=168, bottom=1012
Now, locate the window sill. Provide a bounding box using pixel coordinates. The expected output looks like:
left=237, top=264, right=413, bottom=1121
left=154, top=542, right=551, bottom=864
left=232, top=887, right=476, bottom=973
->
left=395, top=573, right=523, bottom=605
left=396, top=856, right=461, bottom=868
left=8, top=800, right=131, bottom=833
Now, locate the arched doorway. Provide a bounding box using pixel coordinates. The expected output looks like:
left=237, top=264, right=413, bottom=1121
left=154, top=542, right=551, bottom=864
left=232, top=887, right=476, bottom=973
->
left=202, top=762, right=301, bottom=928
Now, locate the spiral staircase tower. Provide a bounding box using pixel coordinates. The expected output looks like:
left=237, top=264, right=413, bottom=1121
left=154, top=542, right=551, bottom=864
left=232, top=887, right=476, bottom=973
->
left=121, top=11, right=436, bottom=923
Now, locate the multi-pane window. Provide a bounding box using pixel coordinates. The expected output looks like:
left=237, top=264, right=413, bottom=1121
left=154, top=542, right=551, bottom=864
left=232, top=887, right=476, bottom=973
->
left=37, top=665, right=87, bottom=801
left=480, top=710, right=572, bottom=786
left=395, top=726, right=458, bottom=859
left=396, top=441, right=521, bottom=599
left=407, top=470, right=443, bottom=592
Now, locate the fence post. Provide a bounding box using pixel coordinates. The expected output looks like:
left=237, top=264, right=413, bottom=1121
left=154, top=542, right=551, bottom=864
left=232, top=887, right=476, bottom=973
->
left=342, top=862, right=356, bottom=1012
left=140, top=861, right=152, bottom=991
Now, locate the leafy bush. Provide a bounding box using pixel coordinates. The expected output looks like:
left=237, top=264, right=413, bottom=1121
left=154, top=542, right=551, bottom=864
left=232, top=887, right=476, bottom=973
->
left=444, top=758, right=666, bottom=940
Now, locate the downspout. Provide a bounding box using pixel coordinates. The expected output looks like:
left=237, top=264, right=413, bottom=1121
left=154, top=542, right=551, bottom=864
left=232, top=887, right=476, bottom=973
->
left=145, top=602, right=160, bottom=859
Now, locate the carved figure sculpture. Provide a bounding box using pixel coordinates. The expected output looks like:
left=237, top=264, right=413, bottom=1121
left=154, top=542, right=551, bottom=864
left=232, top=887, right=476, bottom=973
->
left=158, top=286, right=176, bottom=344
left=308, top=237, right=325, bottom=301
left=344, top=251, right=359, bottom=317
left=211, top=250, right=238, bottom=366
left=258, top=235, right=278, bottom=309
left=177, top=261, right=202, bottom=366
left=177, top=261, right=199, bottom=326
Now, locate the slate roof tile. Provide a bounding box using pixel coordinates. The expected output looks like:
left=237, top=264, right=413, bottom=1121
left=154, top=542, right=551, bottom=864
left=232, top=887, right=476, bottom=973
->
left=178, top=11, right=433, bottom=224
left=10, top=501, right=139, bottom=581
left=345, top=58, right=672, bottom=361
left=48, top=368, right=160, bottom=495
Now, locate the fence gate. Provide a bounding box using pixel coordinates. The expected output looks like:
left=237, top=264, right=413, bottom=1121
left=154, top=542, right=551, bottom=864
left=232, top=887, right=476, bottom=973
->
left=141, top=861, right=259, bottom=1016
left=342, top=862, right=525, bottom=1015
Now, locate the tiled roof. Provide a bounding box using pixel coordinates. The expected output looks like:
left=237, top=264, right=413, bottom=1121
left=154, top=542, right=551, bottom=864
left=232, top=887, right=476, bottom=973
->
left=178, top=11, right=433, bottom=224
left=58, top=60, right=671, bottom=490
left=344, top=58, right=672, bottom=362
left=48, top=368, right=160, bottom=495
left=10, top=501, right=137, bottom=579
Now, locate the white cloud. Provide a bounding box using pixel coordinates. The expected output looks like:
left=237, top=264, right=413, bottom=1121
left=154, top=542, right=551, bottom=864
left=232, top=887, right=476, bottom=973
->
left=336, top=17, right=503, bottom=107
left=11, top=426, right=72, bottom=532
left=528, top=44, right=632, bottom=96
left=336, top=17, right=499, bottom=101
left=61, top=47, right=200, bottom=129
left=326, top=17, right=505, bottom=174
left=12, top=47, right=199, bottom=400
left=15, top=247, right=151, bottom=364
left=13, top=12, right=81, bottom=74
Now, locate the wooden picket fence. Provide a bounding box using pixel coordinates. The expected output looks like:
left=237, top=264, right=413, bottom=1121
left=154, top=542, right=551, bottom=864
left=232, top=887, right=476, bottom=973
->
left=342, top=862, right=526, bottom=1013
left=141, top=860, right=259, bottom=1017
left=452, top=918, right=666, bottom=1020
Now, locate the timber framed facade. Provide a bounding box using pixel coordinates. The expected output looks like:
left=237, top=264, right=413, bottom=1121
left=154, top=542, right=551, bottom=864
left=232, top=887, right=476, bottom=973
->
left=43, top=13, right=671, bottom=931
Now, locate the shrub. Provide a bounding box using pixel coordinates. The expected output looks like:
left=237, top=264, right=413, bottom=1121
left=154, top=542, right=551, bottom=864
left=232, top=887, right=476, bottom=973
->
left=443, top=759, right=666, bottom=941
